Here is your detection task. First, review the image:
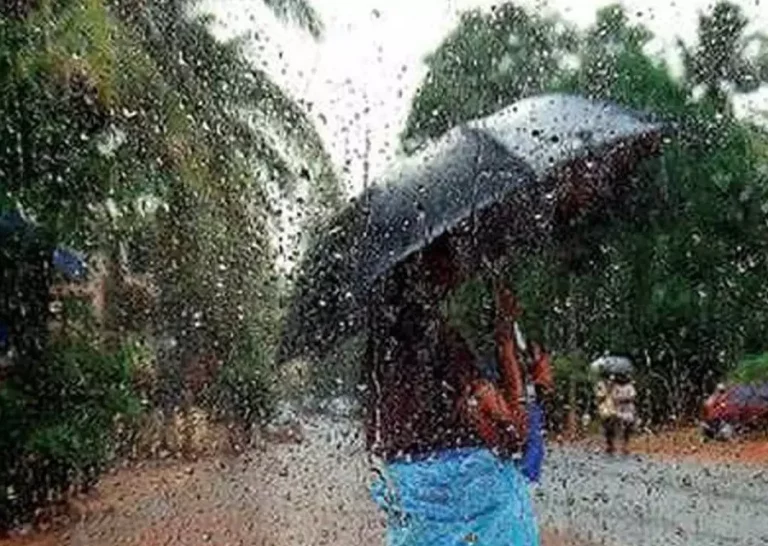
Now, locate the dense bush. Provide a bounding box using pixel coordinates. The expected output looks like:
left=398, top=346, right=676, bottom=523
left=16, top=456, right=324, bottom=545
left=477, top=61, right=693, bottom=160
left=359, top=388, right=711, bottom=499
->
left=206, top=332, right=275, bottom=427
left=0, top=336, right=141, bottom=529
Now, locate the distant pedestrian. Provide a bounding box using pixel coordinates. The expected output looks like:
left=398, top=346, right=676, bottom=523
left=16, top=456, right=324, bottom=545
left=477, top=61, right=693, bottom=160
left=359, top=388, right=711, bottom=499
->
left=701, top=383, right=731, bottom=440
left=595, top=374, right=617, bottom=454
left=611, top=373, right=637, bottom=454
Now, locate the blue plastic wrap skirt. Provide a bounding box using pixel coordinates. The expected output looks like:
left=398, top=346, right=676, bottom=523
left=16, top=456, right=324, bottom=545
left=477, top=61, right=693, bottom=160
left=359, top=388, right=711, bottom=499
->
left=370, top=402, right=544, bottom=546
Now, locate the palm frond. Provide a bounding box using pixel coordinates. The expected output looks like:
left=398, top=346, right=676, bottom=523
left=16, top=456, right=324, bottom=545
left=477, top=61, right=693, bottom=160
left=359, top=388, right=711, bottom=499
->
left=261, top=0, right=323, bottom=38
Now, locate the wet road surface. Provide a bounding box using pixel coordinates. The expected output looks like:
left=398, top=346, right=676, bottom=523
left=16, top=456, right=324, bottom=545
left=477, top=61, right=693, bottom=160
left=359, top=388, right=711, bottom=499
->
left=15, top=417, right=768, bottom=546
left=537, top=446, right=768, bottom=546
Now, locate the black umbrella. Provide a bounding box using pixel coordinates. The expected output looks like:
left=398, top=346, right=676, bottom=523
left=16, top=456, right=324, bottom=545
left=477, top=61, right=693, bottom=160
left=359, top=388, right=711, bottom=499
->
left=280, top=93, right=673, bottom=363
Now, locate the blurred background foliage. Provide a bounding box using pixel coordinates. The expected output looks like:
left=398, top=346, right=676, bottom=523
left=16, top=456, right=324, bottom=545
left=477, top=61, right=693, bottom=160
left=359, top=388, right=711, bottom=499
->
left=0, top=0, right=339, bottom=527
left=729, top=352, right=768, bottom=384
left=409, top=1, right=768, bottom=429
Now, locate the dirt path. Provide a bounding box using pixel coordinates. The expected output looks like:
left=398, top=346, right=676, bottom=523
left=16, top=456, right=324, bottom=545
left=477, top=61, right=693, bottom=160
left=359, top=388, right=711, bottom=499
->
left=1, top=417, right=593, bottom=546
left=569, top=427, right=768, bottom=465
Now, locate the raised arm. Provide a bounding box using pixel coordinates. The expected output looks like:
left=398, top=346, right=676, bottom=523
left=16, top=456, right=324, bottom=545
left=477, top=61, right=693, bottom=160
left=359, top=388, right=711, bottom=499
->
left=494, top=318, right=526, bottom=408
left=493, top=284, right=526, bottom=404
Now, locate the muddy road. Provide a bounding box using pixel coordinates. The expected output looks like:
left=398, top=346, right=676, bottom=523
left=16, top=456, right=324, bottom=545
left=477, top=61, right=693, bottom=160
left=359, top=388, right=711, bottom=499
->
left=7, top=417, right=767, bottom=546
left=538, top=446, right=768, bottom=546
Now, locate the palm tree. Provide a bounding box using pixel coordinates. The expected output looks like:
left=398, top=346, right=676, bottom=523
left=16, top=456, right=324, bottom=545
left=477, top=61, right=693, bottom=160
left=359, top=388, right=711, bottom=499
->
left=0, top=0, right=342, bottom=524
left=262, top=0, right=323, bottom=38
left=1, top=0, right=341, bottom=413
left=106, top=0, right=342, bottom=410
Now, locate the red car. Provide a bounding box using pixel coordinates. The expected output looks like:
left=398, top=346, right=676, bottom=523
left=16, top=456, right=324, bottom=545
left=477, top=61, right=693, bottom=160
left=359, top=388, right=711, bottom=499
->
left=701, top=382, right=768, bottom=439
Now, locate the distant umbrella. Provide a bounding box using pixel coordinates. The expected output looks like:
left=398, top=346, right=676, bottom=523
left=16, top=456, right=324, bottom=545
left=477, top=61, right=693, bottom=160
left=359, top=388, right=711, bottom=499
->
left=280, top=93, right=673, bottom=364
left=0, top=210, right=35, bottom=242
left=1, top=210, right=87, bottom=281
left=52, top=248, right=88, bottom=281
left=590, top=356, right=634, bottom=376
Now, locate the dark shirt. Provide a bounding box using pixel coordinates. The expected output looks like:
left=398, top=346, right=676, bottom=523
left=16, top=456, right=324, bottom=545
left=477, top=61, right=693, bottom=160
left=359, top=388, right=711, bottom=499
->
left=364, top=302, right=481, bottom=460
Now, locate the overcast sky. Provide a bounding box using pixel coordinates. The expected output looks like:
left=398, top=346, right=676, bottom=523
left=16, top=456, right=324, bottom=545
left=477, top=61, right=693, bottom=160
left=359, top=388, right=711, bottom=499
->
left=201, top=0, right=768, bottom=193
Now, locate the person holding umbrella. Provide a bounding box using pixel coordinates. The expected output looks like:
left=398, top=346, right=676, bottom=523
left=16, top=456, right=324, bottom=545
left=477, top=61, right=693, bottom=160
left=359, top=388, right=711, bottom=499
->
left=595, top=372, right=618, bottom=453
left=592, top=357, right=636, bottom=454
left=278, top=94, right=672, bottom=545
left=366, top=238, right=553, bottom=546
left=611, top=372, right=637, bottom=454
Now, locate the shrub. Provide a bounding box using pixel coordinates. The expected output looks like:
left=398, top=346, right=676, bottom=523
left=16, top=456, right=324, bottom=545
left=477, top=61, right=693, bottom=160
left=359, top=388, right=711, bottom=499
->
left=205, top=331, right=275, bottom=428
left=0, top=336, right=141, bottom=529
left=729, top=352, right=768, bottom=384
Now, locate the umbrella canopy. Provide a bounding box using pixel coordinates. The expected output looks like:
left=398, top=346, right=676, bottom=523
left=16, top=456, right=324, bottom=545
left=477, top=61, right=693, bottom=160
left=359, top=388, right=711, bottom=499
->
left=280, top=93, right=673, bottom=364
left=590, top=356, right=634, bottom=376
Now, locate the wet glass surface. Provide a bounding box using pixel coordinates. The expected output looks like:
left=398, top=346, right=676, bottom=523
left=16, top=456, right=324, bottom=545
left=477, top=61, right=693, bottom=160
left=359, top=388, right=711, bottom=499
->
left=2, top=1, right=768, bottom=545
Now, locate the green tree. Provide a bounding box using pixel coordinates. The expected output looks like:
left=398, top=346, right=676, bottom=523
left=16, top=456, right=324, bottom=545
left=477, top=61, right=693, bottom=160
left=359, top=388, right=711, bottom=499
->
left=405, top=2, right=768, bottom=424
left=105, top=0, right=342, bottom=413
left=402, top=3, right=576, bottom=148
left=0, top=0, right=340, bottom=526
left=679, top=1, right=768, bottom=114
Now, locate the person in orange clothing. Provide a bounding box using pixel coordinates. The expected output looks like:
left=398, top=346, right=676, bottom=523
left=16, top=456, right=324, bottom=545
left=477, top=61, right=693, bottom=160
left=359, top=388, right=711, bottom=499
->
left=701, top=383, right=730, bottom=440
left=459, top=317, right=529, bottom=456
